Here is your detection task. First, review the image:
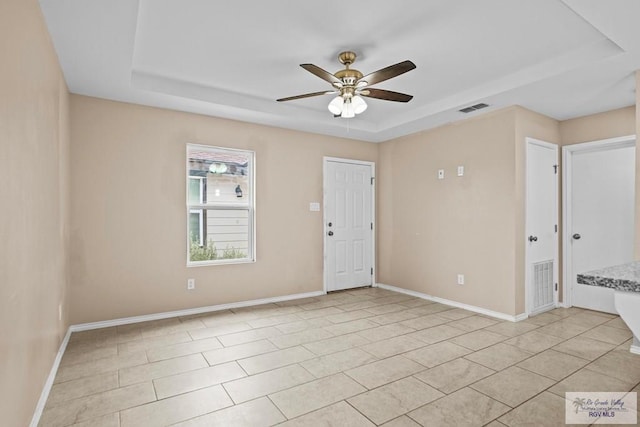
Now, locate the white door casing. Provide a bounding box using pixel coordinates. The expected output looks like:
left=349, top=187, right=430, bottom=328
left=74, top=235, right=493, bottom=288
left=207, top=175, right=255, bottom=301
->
left=563, top=136, right=635, bottom=313
left=324, top=158, right=374, bottom=292
left=525, top=138, right=559, bottom=316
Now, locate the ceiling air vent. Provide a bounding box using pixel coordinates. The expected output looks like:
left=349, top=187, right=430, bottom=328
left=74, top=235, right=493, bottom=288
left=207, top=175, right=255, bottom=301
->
left=459, top=103, right=489, bottom=113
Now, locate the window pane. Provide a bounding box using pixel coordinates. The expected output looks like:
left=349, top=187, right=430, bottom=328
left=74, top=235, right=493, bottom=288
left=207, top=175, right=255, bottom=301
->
left=189, top=210, right=203, bottom=245
left=206, top=173, right=249, bottom=205
left=188, top=208, right=249, bottom=262
left=188, top=178, right=203, bottom=205
left=188, top=149, right=251, bottom=206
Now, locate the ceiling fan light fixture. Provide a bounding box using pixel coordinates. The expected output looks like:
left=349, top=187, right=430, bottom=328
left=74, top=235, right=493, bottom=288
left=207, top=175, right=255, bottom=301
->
left=341, top=100, right=355, bottom=118
left=328, top=96, right=344, bottom=115
left=352, top=95, right=367, bottom=114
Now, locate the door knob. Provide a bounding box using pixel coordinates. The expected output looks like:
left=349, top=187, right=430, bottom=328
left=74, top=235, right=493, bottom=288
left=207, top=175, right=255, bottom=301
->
left=572, top=233, right=581, bottom=240
left=528, top=235, right=538, bottom=242
left=328, top=231, right=334, bottom=236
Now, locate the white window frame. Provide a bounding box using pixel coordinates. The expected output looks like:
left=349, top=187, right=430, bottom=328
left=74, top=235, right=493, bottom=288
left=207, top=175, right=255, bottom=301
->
left=186, top=144, right=256, bottom=266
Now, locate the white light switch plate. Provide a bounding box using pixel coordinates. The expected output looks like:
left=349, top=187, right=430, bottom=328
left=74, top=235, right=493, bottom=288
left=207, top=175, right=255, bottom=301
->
left=309, top=202, right=320, bottom=212
left=457, top=166, right=464, bottom=176
left=438, top=169, right=445, bottom=180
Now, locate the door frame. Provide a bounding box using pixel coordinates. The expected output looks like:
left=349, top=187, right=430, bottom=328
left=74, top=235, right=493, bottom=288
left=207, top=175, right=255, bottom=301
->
left=561, top=134, right=636, bottom=308
left=525, top=137, right=560, bottom=316
left=322, top=157, right=376, bottom=293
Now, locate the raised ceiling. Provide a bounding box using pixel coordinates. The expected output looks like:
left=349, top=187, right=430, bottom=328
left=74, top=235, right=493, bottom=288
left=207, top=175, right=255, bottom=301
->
left=40, top=0, right=640, bottom=142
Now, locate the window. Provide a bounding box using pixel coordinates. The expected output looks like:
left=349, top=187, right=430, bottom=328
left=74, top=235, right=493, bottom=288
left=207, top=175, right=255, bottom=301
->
left=187, top=144, right=255, bottom=265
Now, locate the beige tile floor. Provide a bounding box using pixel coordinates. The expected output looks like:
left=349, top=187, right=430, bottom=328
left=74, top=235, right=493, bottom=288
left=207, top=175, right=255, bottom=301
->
left=39, top=287, right=640, bottom=427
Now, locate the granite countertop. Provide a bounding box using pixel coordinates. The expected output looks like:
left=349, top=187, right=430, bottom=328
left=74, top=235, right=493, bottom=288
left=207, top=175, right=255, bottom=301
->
left=577, top=261, right=640, bottom=293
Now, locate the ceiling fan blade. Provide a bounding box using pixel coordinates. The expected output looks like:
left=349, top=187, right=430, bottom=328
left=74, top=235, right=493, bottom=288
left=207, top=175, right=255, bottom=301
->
left=357, top=60, right=416, bottom=87
left=300, top=64, right=342, bottom=86
left=277, top=90, right=336, bottom=102
left=361, top=88, right=413, bottom=102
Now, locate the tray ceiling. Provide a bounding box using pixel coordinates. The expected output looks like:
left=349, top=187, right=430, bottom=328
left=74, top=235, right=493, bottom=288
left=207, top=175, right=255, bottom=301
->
left=40, top=0, right=640, bottom=142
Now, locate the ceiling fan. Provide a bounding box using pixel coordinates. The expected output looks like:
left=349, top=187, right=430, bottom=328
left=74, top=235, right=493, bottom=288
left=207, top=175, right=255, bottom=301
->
left=277, top=51, right=416, bottom=118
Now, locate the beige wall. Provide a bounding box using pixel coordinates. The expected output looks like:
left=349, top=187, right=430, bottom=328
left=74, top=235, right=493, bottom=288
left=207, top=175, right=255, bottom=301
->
left=378, top=108, right=520, bottom=315
left=378, top=106, right=561, bottom=317
left=378, top=102, right=635, bottom=317
left=560, top=106, right=635, bottom=146
left=71, top=100, right=596, bottom=323
left=0, top=0, right=70, bottom=425
left=69, top=96, right=378, bottom=324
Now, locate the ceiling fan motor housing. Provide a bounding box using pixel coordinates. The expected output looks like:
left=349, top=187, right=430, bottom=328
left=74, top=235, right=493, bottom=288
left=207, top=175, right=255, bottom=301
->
left=335, top=51, right=363, bottom=86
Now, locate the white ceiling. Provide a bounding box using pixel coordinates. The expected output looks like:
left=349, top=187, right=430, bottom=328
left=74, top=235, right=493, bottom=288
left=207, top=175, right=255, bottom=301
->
left=39, top=0, right=640, bottom=142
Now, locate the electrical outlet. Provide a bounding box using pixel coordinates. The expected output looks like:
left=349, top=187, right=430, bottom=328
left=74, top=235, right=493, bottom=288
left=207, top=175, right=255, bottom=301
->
left=457, top=166, right=464, bottom=176
left=438, top=169, right=445, bottom=180
left=457, top=274, right=464, bottom=285
left=187, top=278, right=195, bottom=290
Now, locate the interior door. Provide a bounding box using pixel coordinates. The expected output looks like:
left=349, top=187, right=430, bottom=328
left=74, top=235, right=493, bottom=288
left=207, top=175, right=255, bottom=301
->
left=325, top=159, right=373, bottom=292
left=526, top=139, right=559, bottom=315
left=570, top=143, right=635, bottom=313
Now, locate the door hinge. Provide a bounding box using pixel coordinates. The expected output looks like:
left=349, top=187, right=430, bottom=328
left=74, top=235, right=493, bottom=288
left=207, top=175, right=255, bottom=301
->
left=554, top=224, right=558, bottom=233
left=553, top=164, right=558, bottom=174
left=555, top=283, right=558, bottom=291
left=370, top=177, right=375, bottom=185
left=371, top=267, right=373, bottom=275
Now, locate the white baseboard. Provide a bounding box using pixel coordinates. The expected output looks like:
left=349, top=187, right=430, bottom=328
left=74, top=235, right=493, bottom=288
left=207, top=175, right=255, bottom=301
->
left=376, top=283, right=527, bottom=322
left=70, top=290, right=326, bottom=332
left=30, top=289, right=325, bottom=426
left=631, top=345, right=640, bottom=355
left=29, top=328, right=72, bottom=427
left=513, top=312, right=529, bottom=322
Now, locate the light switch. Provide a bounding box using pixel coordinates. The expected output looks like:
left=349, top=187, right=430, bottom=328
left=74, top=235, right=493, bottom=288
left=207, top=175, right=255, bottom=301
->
left=309, top=202, right=320, bottom=212
left=438, top=169, right=445, bottom=180
left=457, top=166, right=464, bottom=176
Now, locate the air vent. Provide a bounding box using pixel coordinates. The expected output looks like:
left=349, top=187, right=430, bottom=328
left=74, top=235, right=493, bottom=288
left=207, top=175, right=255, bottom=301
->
left=459, top=103, right=489, bottom=113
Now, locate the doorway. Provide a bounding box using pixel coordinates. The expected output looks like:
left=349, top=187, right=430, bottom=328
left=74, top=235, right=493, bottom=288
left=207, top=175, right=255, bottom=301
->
left=525, top=138, right=559, bottom=316
left=323, top=157, right=375, bottom=292
left=563, top=135, right=636, bottom=313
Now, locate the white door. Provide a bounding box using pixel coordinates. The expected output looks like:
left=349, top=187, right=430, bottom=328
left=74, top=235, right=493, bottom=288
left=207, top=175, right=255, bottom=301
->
left=568, top=141, right=635, bottom=313
left=526, top=139, right=559, bottom=315
left=324, top=159, right=374, bottom=292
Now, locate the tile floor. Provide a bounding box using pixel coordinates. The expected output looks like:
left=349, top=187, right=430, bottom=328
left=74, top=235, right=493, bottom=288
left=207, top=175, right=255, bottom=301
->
left=39, top=287, right=640, bottom=426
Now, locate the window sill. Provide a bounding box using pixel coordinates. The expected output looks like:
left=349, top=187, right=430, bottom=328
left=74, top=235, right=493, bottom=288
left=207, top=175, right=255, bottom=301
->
left=187, top=258, right=256, bottom=268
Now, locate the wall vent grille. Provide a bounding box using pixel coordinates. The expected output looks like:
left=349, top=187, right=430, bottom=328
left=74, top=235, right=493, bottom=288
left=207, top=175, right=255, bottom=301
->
left=532, top=260, right=554, bottom=311
left=458, top=103, right=489, bottom=113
